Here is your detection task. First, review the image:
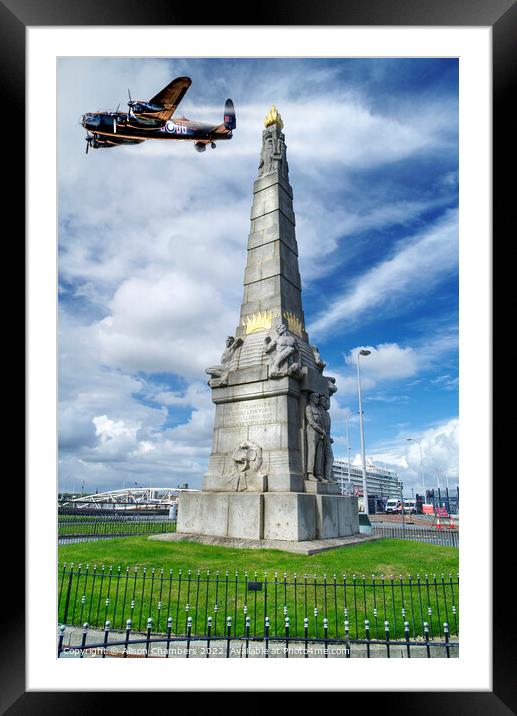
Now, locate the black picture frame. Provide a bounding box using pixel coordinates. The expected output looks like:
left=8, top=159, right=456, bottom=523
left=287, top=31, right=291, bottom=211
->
left=10, top=0, right=511, bottom=710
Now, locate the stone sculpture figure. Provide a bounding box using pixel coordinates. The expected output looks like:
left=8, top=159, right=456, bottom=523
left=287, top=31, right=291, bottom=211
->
left=325, top=375, right=338, bottom=396
left=305, top=392, right=326, bottom=481
left=258, top=127, right=289, bottom=179
left=311, top=345, right=326, bottom=373
left=205, top=335, right=243, bottom=388
left=320, top=395, right=337, bottom=483
left=264, top=323, right=302, bottom=379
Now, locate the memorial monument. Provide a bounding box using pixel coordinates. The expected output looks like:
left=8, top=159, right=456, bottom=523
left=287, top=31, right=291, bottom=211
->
left=176, top=106, right=359, bottom=548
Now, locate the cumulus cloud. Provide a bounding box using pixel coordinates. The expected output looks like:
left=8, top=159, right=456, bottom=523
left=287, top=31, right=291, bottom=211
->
left=95, top=271, right=238, bottom=376
left=58, top=309, right=213, bottom=489
left=369, top=418, right=459, bottom=491
left=326, top=331, right=458, bottom=403
left=346, top=344, right=419, bottom=381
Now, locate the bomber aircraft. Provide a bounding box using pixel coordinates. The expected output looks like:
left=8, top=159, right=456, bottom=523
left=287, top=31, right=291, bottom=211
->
left=81, top=76, right=236, bottom=153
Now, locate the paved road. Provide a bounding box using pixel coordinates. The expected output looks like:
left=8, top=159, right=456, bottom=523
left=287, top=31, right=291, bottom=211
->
left=58, top=626, right=458, bottom=659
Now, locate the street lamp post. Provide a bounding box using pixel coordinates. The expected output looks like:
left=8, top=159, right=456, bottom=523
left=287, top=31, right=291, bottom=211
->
left=344, top=411, right=358, bottom=496
left=400, top=481, right=405, bottom=536
left=407, top=437, right=425, bottom=507
left=357, top=349, right=371, bottom=515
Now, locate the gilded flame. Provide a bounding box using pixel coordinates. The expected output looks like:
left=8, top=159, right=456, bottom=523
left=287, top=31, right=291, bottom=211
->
left=283, top=311, right=304, bottom=338
left=242, top=310, right=273, bottom=334
left=264, top=105, right=284, bottom=130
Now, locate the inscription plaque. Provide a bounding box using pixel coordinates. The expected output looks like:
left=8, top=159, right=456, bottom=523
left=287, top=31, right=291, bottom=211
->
left=222, top=400, right=275, bottom=426
left=247, top=581, right=263, bottom=591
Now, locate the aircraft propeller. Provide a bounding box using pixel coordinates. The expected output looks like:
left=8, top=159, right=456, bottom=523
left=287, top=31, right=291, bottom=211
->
left=127, top=88, right=135, bottom=115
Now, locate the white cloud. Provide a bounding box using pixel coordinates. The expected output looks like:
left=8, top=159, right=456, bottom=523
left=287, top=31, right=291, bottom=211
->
left=58, top=309, right=214, bottom=489
left=325, top=331, right=457, bottom=405
left=309, top=209, right=458, bottom=338
left=95, top=271, right=238, bottom=376
left=346, top=344, right=419, bottom=381
left=369, top=418, right=459, bottom=492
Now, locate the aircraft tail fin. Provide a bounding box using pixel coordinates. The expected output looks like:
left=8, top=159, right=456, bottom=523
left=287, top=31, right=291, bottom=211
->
left=223, top=99, right=236, bottom=130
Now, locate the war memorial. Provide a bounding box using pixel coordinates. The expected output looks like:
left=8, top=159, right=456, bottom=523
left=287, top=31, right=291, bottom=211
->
left=172, top=107, right=360, bottom=551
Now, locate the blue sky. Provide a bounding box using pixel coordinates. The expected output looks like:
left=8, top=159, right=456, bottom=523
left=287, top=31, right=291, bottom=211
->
left=58, top=57, right=458, bottom=495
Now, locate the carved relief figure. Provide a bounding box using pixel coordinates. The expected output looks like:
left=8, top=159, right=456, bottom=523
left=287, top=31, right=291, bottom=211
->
left=258, top=132, right=275, bottom=176
left=226, top=440, right=267, bottom=492
left=320, top=395, right=337, bottom=483
left=205, top=335, right=243, bottom=388
left=305, top=392, right=326, bottom=481
left=264, top=323, right=302, bottom=379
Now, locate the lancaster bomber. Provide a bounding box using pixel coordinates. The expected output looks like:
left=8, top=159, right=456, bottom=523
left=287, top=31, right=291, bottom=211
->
left=81, top=76, right=236, bottom=154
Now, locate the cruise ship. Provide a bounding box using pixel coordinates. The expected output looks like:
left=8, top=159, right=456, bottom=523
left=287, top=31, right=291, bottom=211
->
left=333, top=458, right=403, bottom=500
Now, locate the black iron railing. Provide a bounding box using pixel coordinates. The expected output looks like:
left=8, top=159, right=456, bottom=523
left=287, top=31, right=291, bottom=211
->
left=58, top=516, right=176, bottom=542
left=371, top=524, right=458, bottom=547
left=58, top=617, right=457, bottom=658
left=58, top=563, right=459, bottom=641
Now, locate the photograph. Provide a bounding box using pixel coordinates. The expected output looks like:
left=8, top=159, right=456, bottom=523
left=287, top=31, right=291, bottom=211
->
left=14, top=9, right=506, bottom=703
left=56, top=55, right=460, bottom=660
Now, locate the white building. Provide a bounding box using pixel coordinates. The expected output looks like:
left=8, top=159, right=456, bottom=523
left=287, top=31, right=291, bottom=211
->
left=333, top=458, right=403, bottom=499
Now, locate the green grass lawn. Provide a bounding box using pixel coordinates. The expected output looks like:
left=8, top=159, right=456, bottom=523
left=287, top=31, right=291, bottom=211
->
left=58, top=537, right=458, bottom=641
left=59, top=535, right=458, bottom=576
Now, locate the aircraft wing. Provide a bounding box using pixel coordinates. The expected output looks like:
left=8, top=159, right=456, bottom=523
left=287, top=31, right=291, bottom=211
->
left=149, top=76, right=192, bottom=121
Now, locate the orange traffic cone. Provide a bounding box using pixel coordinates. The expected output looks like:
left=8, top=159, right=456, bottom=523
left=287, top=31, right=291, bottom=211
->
left=448, top=515, right=455, bottom=529
left=436, top=517, right=441, bottom=530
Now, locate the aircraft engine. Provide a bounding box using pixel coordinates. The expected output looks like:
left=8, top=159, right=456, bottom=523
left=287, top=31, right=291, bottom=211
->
left=194, top=142, right=207, bottom=153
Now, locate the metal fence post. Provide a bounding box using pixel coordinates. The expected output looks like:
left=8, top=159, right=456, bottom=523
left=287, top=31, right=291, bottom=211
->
left=226, top=616, right=232, bottom=659
left=123, top=619, right=132, bottom=658
left=245, top=616, right=250, bottom=658
left=62, top=564, right=74, bottom=625
left=186, top=616, right=192, bottom=658
left=385, top=620, right=390, bottom=658
left=404, top=620, right=410, bottom=658
left=57, top=624, right=65, bottom=658
left=166, top=616, right=172, bottom=658
left=424, top=621, right=430, bottom=658
left=444, top=622, right=450, bottom=658
left=145, top=617, right=153, bottom=658
left=78, top=622, right=89, bottom=659
left=102, top=620, right=110, bottom=658
left=206, top=616, right=212, bottom=658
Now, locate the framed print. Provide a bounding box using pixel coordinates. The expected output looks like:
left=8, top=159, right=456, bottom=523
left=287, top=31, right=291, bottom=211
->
left=8, top=0, right=513, bottom=709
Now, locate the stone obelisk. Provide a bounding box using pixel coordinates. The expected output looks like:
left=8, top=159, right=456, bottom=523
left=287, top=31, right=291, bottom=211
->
left=176, top=106, right=359, bottom=545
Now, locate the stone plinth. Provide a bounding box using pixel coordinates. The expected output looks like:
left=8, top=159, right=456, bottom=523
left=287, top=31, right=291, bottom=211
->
left=176, top=490, right=359, bottom=543
left=177, top=491, right=263, bottom=540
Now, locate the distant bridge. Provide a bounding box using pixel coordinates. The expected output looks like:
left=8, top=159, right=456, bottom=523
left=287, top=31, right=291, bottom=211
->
left=62, top=487, right=199, bottom=510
